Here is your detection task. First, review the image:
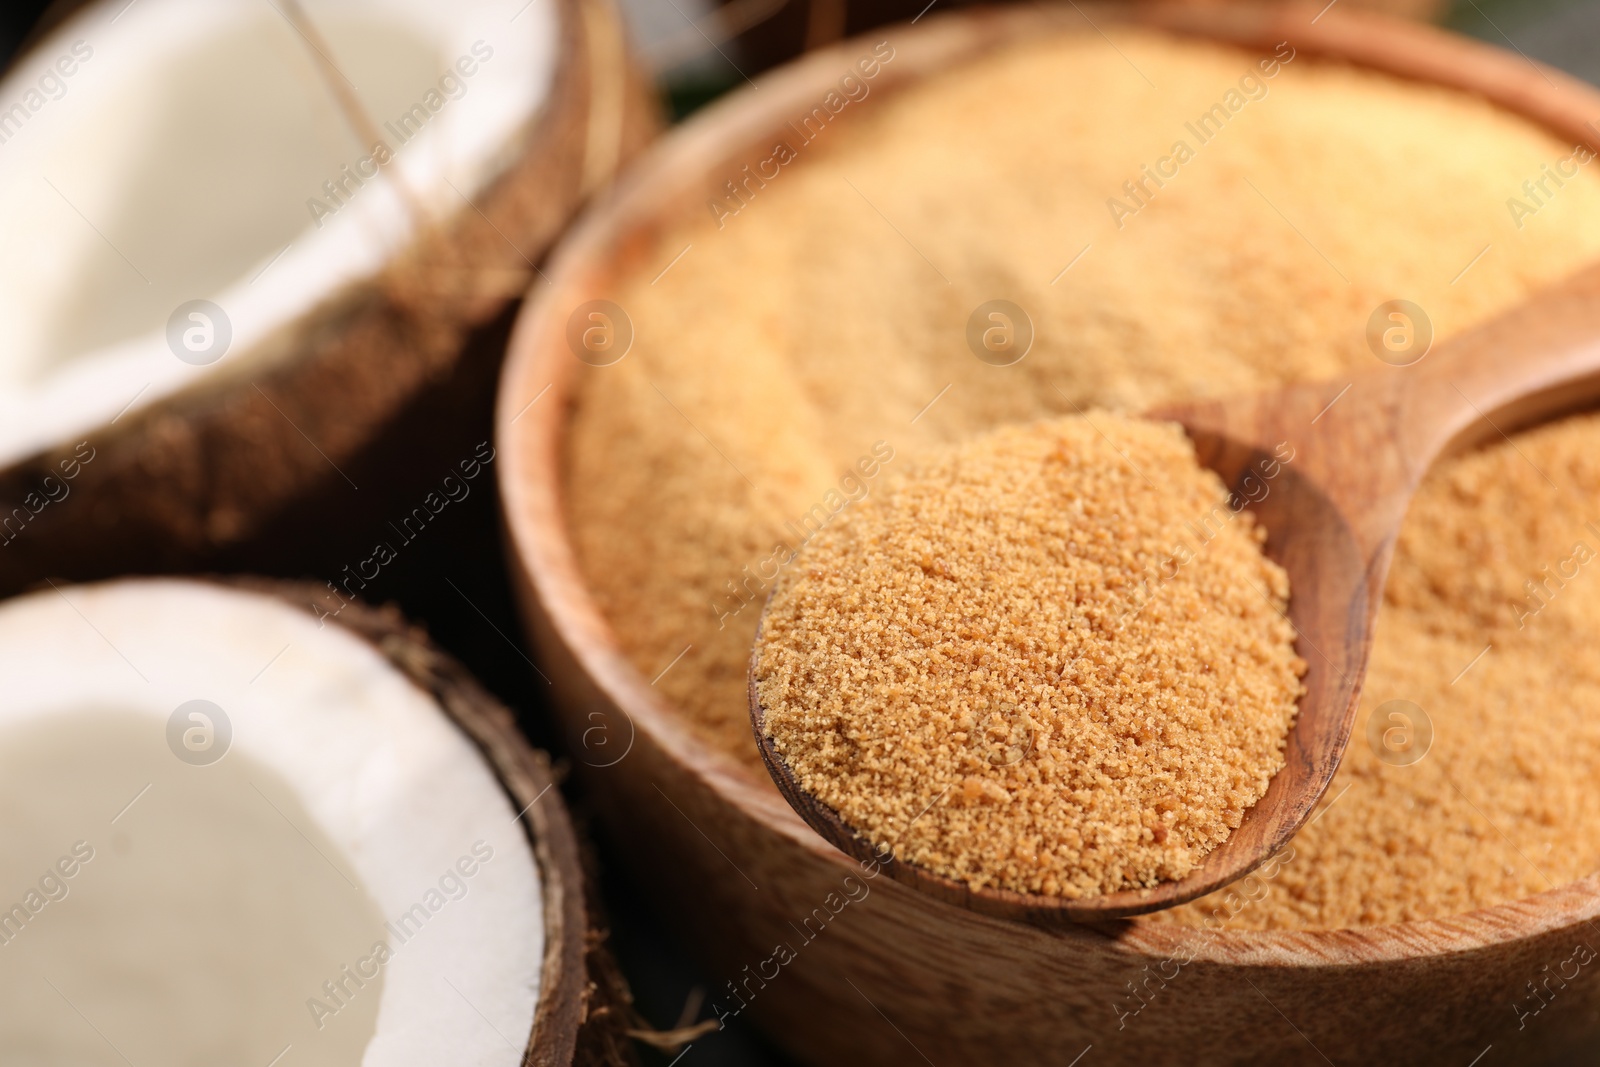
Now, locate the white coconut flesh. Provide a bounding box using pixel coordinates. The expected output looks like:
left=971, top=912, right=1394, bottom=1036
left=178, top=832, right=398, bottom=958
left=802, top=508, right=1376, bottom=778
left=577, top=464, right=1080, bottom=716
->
left=0, top=0, right=558, bottom=467
left=0, top=579, right=544, bottom=1067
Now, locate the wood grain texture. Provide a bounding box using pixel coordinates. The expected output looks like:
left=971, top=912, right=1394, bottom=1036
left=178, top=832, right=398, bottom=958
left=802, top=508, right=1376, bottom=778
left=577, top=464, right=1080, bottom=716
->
left=498, top=4, right=1600, bottom=1063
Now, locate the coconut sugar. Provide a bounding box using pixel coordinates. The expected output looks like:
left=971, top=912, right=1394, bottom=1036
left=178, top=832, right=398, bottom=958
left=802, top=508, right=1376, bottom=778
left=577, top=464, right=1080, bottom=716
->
left=563, top=29, right=1600, bottom=922
left=752, top=417, right=1304, bottom=897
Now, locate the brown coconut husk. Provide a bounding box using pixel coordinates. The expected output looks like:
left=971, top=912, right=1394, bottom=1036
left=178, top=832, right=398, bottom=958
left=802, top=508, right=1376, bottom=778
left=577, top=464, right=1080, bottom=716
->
left=245, top=577, right=642, bottom=1067
left=0, top=0, right=659, bottom=598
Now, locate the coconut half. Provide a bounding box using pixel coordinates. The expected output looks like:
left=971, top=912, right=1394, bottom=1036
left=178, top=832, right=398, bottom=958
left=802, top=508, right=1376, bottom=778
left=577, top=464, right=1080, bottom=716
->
left=0, top=578, right=588, bottom=1066
left=0, top=0, right=655, bottom=593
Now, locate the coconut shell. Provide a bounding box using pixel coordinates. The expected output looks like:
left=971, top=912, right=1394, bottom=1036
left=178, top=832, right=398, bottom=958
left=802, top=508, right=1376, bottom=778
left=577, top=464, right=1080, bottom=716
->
left=0, top=0, right=659, bottom=598
left=244, top=577, right=640, bottom=1067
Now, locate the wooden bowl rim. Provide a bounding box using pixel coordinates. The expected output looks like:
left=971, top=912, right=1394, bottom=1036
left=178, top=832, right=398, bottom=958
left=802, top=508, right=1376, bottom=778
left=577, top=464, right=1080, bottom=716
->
left=497, top=0, right=1600, bottom=965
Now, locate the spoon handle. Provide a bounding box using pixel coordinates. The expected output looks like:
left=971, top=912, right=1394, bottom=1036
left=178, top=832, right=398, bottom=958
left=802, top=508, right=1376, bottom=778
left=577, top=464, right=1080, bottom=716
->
left=1399, top=261, right=1600, bottom=479
left=1164, top=261, right=1600, bottom=591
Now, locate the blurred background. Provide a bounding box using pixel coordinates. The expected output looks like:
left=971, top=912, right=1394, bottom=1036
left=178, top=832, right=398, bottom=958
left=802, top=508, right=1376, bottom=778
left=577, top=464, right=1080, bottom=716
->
left=2, top=0, right=1597, bottom=1063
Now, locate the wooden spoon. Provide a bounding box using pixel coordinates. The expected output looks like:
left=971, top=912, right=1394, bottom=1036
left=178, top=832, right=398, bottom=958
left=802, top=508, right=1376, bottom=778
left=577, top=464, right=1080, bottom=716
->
left=749, top=261, right=1600, bottom=924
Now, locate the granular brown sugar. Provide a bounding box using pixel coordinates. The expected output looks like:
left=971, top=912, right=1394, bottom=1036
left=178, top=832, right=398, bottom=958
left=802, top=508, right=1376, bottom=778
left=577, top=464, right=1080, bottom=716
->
left=753, top=416, right=1305, bottom=897
left=565, top=30, right=1600, bottom=768
left=562, top=28, right=1600, bottom=923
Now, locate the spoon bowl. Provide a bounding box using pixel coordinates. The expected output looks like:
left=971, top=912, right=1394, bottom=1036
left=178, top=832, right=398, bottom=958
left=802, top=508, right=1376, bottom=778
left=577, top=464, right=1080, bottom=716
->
left=750, top=261, right=1600, bottom=923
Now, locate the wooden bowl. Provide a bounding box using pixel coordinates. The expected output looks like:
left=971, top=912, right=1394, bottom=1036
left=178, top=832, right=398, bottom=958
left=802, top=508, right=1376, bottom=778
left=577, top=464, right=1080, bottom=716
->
left=498, top=5, right=1600, bottom=1063
left=713, top=0, right=1448, bottom=75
